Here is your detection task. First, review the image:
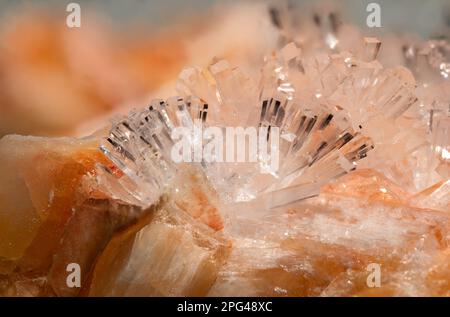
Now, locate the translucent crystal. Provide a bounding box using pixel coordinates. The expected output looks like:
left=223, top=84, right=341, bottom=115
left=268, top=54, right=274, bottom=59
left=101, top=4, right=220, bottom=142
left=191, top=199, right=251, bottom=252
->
left=101, top=45, right=383, bottom=208
left=432, top=112, right=450, bottom=163
left=361, top=37, right=382, bottom=62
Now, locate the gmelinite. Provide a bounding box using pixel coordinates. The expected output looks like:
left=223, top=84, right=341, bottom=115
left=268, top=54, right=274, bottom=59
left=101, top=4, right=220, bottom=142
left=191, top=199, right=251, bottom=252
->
left=170, top=117, right=280, bottom=173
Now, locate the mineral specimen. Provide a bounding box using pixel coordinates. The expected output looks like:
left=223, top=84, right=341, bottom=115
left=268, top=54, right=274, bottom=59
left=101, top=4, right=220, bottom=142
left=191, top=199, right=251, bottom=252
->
left=0, top=2, right=449, bottom=297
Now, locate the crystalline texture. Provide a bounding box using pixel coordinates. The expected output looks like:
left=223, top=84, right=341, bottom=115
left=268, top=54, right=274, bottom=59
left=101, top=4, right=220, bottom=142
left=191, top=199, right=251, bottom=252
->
left=87, top=198, right=230, bottom=296
left=101, top=46, right=383, bottom=209
left=1, top=5, right=450, bottom=297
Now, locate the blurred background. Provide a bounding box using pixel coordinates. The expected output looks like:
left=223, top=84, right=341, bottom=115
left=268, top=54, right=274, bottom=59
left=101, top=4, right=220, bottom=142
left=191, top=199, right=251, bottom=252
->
left=0, top=0, right=448, bottom=137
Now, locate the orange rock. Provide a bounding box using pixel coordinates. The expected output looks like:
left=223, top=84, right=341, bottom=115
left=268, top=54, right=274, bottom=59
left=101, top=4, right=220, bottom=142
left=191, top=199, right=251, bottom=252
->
left=0, top=135, right=147, bottom=295
left=87, top=199, right=230, bottom=296
left=322, top=169, right=410, bottom=205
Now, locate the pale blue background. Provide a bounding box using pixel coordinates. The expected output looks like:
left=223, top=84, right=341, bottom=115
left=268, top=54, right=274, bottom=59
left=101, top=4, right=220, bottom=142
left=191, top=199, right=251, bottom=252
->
left=0, top=0, right=448, bottom=38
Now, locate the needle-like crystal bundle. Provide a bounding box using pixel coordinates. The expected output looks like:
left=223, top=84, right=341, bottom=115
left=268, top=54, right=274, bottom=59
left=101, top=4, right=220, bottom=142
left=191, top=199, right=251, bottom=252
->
left=99, top=38, right=423, bottom=211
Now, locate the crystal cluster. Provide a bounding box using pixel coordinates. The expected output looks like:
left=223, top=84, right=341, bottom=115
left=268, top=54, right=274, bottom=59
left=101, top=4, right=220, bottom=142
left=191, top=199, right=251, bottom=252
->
left=0, top=2, right=449, bottom=297
left=101, top=46, right=394, bottom=210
